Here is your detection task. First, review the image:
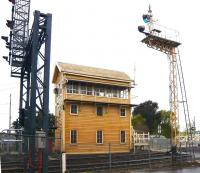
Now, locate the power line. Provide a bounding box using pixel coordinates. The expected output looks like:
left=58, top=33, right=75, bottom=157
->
left=0, top=87, right=18, bottom=91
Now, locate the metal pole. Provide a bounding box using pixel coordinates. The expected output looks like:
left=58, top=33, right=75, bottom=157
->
left=29, top=10, right=40, bottom=173
left=109, top=143, right=111, bottom=170
left=60, top=129, right=62, bottom=173
left=9, top=94, right=11, bottom=129
left=148, top=144, right=151, bottom=169
left=42, top=13, right=52, bottom=173
left=0, top=156, right=1, bottom=173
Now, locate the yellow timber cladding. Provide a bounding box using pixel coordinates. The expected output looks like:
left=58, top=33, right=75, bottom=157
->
left=53, top=62, right=133, bottom=154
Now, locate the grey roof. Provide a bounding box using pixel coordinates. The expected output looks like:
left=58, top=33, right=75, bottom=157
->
left=56, top=62, right=132, bottom=82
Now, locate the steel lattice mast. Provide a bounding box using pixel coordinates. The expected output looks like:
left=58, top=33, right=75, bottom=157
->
left=142, top=33, right=180, bottom=145
left=138, top=5, right=194, bottom=154
left=9, top=0, right=30, bottom=76
left=2, top=0, right=52, bottom=172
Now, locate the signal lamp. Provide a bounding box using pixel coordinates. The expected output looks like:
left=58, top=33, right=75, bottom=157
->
left=2, top=56, right=8, bottom=61
left=6, top=42, right=11, bottom=49
left=8, top=0, right=15, bottom=4
left=6, top=20, right=14, bottom=29
left=1, top=36, right=8, bottom=42
left=142, top=14, right=150, bottom=23
left=138, top=26, right=145, bottom=33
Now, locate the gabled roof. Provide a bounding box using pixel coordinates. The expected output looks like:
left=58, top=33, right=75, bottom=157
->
left=52, top=62, right=132, bottom=83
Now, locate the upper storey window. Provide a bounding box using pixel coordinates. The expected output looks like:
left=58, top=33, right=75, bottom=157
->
left=66, top=81, right=129, bottom=99
left=80, top=83, right=87, bottom=95
left=67, top=82, right=79, bottom=94
left=87, top=85, right=93, bottom=95
left=95, top=87, right=105, bottom=97
left=112, top=89, right=119, bottom=98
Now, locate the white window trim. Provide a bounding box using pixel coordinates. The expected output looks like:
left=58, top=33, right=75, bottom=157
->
left=96, top=130, right=103, bottom=144
left=120, top=107, right=126, bottom=117
left=70, top=104, right=78, bottom=115
left=120, top=130, right=126, bottom=144
left=70, top=130, right=77, bottom=144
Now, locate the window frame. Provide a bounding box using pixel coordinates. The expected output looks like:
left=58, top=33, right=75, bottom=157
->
left=70, top=104, right=78, bottom=115
left=120, top=107, right=126, bottom=117
left=86, top=85, right=93, bottom=95
left=70, top=130, right=77, bottom=144
left=72, top=83, right=79, bottom=94
left=80, top=83, right=87, bottom=95
left=67, top=83, right=73, bottom=93
left=96, top=105, right=103, bottom=116
left=99, top=87, right=105, bottom=97
left=96, top=130, right=103, bottom=144
left=120, top=130, right=126, bottom=144
left=94, top=87, right=100, bottom=96
left=67, top=82, right=79, bottom=94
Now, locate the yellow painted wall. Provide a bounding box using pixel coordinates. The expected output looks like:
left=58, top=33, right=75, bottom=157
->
left=64, top=102, right=131, bottom=154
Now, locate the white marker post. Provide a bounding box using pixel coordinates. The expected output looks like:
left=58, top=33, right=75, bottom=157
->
left=62, top=153, right=66, bottom=173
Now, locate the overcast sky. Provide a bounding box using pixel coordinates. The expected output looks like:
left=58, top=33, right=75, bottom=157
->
left=0, top=0, right=199, bottom=131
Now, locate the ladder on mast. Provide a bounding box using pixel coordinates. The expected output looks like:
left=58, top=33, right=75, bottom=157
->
left=176, top=48, right=195, bottom=159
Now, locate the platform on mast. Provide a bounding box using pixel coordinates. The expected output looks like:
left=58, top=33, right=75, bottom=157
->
left=141, top=34, right=181, bottom=49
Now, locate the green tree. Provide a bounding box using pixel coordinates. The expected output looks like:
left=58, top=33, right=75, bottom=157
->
left=12, top=112, right=56, bottom=137
left=156, top=110, right=171, bottom=138
left=132, top=114, right=149, bottom=132
left=133, top=100, right=158, bottom=133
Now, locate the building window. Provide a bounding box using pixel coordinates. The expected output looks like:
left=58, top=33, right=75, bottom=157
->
left=96, top=130, right=103, bottom=144
left=120, top=107, right=126, bottom=117
left=73, top=83, right=79, bottom=94
left=106, top=88, right=112, bottom=98
left=112, top=88, right=119, bottom=98
left=80, top=83, right=87, bottom=95
left=70, top=104, right=78, bottom=115
left=99, top=87, right=105, bottom=97
left=95, top=87, right=100, bottom=96
left=96, top=105, right=103, bottom=116
left=122, top=89, right=128, bottom=99
left=66, top=82, right=129, bottom=99
left=87, top=85, right=93, bottom=95
left=120, top=90, right=124, bottom=98
left=67, top=82, right=79, bottom=94
left=67, top=83, right=73, bottom=93
left=120, top=130, right=126, bottom=144
left=70, top=130, right=77, bottom=144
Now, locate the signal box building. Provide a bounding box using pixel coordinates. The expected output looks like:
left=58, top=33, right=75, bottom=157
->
left=52, top=62, right=133, bottom=154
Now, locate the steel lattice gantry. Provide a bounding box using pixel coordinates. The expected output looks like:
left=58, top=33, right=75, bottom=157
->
left=3, top=0, right=52, bottom=172
left=22, top=11, right=52, bottom=172
left=9, top=0, right=30, bottom=77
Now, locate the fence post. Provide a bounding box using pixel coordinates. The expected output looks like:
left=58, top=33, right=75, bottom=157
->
left=148, top=144, right=151, bottom=169
left=0, top=156, right=1, bottom=173
left=109, top=143, right=111, bottom=170
left=180, top=143, right=183, bottom=166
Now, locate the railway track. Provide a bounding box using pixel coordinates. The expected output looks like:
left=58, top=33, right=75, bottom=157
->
left=0, top=151, right=191, bottom=173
